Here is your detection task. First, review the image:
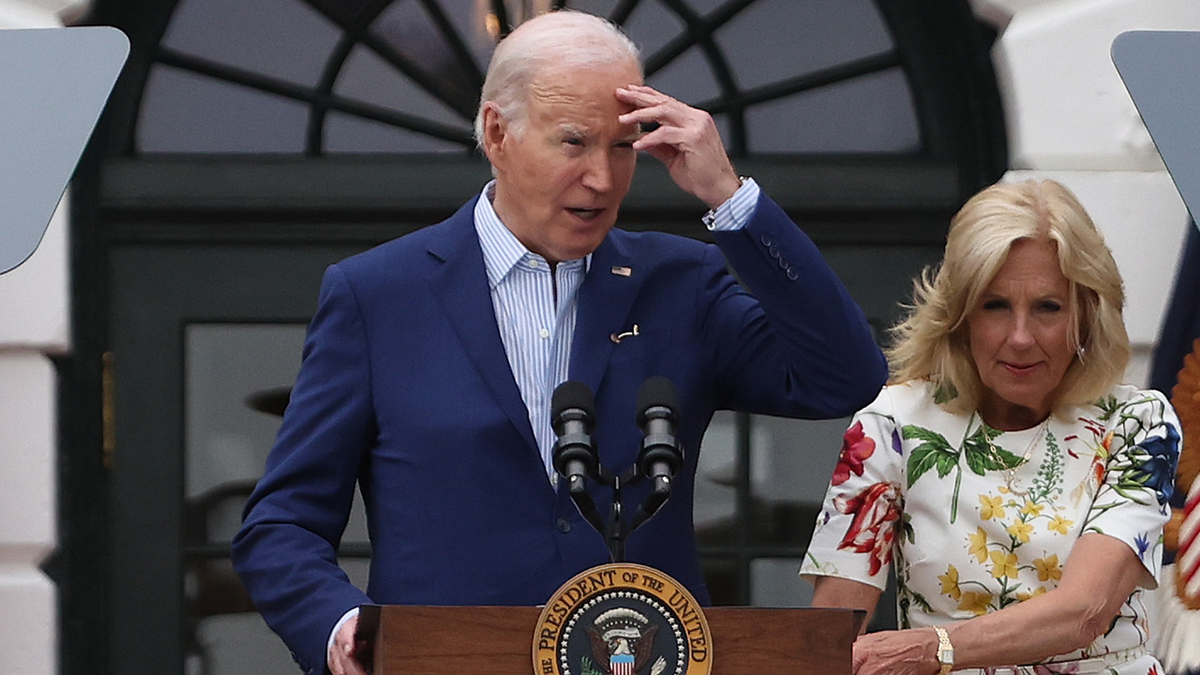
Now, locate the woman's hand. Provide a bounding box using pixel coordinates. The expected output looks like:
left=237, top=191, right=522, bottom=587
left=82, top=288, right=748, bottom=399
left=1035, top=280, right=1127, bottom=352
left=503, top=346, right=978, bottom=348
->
left=852, top=628, right=939, bottom=675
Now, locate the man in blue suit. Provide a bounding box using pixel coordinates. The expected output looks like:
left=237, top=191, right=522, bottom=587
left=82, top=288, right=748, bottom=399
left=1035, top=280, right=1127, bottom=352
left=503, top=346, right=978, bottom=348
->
left=232, top=10, right=887, bottom=675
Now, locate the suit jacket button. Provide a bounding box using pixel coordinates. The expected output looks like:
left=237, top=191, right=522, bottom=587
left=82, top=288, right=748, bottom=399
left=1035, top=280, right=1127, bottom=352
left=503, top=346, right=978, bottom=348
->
left=556, top=518, right=572, bottom=533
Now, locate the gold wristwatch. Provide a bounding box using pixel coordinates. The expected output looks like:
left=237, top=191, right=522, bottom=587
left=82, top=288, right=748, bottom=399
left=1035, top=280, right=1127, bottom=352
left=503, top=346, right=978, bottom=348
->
left=933, top=625, right=954, bottom=675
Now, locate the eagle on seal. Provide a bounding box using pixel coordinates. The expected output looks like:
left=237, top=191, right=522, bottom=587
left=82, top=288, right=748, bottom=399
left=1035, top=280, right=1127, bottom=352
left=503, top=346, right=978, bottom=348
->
left=586, top=607, right=660, bottom=674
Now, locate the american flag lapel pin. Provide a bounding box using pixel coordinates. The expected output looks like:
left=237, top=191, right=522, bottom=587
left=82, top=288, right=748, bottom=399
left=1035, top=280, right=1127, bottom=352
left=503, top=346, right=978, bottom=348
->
left=611, top=265, right=632, bottom=277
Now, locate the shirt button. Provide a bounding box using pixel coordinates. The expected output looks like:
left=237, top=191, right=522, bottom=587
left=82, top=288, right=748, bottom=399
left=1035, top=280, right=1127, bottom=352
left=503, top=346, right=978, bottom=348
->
left=539, top=328, right=550, bottom=339
left=556, top=518, right=572, bottom=533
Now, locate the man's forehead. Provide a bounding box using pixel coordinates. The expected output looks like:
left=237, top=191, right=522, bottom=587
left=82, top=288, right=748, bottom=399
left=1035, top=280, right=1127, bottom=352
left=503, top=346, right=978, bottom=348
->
left=551, top=117, right=640, bottom=140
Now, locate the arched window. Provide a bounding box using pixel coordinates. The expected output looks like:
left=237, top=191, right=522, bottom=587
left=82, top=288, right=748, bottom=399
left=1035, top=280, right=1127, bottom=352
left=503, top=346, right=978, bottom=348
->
left=132, top=0, right=923, bottom=156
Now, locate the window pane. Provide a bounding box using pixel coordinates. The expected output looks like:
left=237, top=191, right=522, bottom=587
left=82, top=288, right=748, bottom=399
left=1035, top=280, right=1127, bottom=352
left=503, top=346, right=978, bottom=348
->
left=184, top=324, right=372, bottom=674
left=716, top=0, right=893, bottom=90
left=139, top=66, right=310, bottom=153
left=333, top=44, right=471, bottom=129
left=619, top=0, right=686, bottom=57
left=750, top=558, right=810, bottom=607
left=366, top=0, right=484, bottom=118
left=746, top=67, right=919, bottom=153
left=162, top=0, right=341, bottom=88
left=184, top=323, right=304, bottom=502
left=646, top=45, right=721, bottom=105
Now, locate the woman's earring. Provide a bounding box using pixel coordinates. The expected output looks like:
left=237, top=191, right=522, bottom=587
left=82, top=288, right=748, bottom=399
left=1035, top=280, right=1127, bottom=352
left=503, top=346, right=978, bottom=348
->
left=1076, top=343, right=1086, bottom=363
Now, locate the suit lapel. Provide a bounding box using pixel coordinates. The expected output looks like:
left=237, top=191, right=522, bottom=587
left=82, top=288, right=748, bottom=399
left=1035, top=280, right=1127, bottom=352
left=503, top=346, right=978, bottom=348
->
left=571, top=232, right=642, bottom=394
left=426, top=202, right=538, bottom=452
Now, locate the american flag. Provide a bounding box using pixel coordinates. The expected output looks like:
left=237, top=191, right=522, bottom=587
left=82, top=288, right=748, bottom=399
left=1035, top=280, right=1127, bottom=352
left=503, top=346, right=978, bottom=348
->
left=1178, top=481, right=1200, bottom=608
left=610, top=653, right=635, bottom=675
left=1176, top=341, right=1200, bottom=610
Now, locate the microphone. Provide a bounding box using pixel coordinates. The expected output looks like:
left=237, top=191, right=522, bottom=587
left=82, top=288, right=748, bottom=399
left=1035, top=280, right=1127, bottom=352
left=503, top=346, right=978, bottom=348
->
left=635, top=376, right=683, bottom=491
left=551, top=381, right=598, bottom=489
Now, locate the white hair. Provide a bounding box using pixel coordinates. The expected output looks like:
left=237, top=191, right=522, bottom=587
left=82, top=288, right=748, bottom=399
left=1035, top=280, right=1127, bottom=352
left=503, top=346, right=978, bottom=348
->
left=473, top=10, right=642, bottom=146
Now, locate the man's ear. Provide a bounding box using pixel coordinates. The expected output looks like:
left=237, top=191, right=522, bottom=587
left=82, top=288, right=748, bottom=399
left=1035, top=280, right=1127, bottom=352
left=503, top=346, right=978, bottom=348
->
left=480, top=102, right=506, bottom=166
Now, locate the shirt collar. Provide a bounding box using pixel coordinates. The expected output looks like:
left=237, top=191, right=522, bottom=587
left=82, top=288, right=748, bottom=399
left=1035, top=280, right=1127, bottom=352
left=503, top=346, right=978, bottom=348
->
left=474, top=180, right=590, bottom=289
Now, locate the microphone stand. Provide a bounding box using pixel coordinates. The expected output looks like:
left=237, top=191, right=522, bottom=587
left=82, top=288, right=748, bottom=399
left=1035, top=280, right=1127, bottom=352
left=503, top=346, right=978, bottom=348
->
left=563, top=462, right=672, bottom=564
left=607, top=475, right=625, bottom=563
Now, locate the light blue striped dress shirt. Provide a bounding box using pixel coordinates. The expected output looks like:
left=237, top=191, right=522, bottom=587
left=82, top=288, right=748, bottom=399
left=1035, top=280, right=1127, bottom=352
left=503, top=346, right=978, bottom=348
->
left=473, top=178, right=760, bottom=482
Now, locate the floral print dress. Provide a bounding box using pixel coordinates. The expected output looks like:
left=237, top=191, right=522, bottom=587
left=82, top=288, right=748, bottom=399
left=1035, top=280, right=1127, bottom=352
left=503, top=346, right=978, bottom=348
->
left=801, top=382, right=1181, bottom=675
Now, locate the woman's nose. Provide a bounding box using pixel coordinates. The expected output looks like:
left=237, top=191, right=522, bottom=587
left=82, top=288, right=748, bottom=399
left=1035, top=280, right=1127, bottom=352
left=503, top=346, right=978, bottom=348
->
left=1007, top=314, right=1035, bottom=348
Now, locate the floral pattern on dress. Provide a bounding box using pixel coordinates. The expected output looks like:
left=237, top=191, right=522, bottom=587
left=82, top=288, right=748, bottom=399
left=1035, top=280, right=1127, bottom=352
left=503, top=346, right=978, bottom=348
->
left=925, top=421, right=1074, bottom=614
left=801, top=383, right=1181, bottom=675
left=834, top=481, right=901, bottom=576
left=833, top=421, right=876, bottom=485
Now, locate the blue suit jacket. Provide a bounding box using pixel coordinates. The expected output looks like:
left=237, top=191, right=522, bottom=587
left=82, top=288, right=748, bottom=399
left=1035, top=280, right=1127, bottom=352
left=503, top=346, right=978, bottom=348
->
left=232, top=192, right=887, bottom=674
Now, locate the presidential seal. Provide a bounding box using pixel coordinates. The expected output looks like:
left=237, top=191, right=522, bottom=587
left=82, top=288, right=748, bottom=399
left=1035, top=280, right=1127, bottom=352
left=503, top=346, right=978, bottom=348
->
left=533, top=563, right=712, bottom=675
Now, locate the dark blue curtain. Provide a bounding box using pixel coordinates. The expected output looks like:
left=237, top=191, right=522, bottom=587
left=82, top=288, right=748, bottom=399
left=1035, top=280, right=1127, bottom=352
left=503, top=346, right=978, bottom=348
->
left=1151, top=222, right=1200, bottom=396
left=1150, top=222, right=1200, bottom=557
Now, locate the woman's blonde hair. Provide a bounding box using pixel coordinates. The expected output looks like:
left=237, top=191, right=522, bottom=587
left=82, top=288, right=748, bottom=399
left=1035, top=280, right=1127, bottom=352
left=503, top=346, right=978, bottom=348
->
left=888, top=179, right=1130, bottom=414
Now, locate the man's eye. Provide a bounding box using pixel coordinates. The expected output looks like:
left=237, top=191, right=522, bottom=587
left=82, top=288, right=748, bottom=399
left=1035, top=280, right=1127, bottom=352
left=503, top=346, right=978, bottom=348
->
left=564, top=138, right=584, bottom=146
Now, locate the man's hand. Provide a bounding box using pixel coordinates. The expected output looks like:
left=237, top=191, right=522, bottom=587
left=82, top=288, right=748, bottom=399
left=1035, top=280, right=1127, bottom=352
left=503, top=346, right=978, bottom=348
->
left=616, top=84, right=742, bottom=210
left=328, top=615, right=368, bottom=675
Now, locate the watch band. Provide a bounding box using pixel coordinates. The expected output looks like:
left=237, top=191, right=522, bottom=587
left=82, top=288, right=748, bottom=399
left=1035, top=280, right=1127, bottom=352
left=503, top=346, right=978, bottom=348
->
left=934, top=625, right=954, bottom=675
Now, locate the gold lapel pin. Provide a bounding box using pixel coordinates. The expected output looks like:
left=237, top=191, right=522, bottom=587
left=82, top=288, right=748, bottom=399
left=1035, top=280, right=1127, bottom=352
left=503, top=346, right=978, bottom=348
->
left=610, top=324, right=640, bottom=344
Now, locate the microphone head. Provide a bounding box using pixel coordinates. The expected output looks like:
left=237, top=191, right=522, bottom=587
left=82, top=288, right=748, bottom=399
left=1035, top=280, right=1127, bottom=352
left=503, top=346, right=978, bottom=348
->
left=551, top=380, right=596, bottom=431
left=636, top=375, right=678, bottom=428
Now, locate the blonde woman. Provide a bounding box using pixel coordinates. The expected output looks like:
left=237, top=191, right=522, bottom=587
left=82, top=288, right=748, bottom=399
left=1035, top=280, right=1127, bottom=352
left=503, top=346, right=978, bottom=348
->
left=802, top=179, right=1181, bottom=675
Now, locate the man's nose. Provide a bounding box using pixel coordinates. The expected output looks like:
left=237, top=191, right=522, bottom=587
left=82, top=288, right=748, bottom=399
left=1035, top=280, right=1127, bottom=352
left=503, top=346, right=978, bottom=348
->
left=581, top=152, right=613, bottom=192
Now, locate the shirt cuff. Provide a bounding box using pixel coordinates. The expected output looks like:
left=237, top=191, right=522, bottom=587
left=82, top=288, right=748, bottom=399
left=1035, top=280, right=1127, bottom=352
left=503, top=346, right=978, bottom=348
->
left=702, top=177, right=760, bottom=231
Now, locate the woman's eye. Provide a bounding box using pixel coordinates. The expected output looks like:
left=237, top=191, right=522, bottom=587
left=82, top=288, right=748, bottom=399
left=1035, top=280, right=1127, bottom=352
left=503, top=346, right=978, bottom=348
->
left=982, top=299, right=1007, bottom=311
left=1038, top=300, right=1062, bottom=312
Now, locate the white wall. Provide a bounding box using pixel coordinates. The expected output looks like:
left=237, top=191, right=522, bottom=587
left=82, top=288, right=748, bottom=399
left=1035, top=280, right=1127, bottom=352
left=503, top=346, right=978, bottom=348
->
left=0, top=2, right=89, bottom=674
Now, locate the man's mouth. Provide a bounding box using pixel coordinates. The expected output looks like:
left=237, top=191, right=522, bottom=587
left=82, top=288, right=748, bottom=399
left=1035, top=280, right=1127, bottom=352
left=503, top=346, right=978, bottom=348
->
left=567, top=207, right=604, bottom=221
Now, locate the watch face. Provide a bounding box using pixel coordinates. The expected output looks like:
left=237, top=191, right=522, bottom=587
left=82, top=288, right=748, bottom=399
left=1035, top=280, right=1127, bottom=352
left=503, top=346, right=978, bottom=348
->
left=938, top=647, right=954, bottom=664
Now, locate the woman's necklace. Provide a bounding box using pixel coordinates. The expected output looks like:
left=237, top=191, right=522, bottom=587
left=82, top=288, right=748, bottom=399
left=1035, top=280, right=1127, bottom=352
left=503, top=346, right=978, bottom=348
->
left=985, top=418, right=1050, bottom=497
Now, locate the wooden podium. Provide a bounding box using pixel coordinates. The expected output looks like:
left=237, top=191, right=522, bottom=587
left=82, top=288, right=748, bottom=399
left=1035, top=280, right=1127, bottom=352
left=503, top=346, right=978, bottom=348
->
left=358, top=604, right=864, bottom=675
